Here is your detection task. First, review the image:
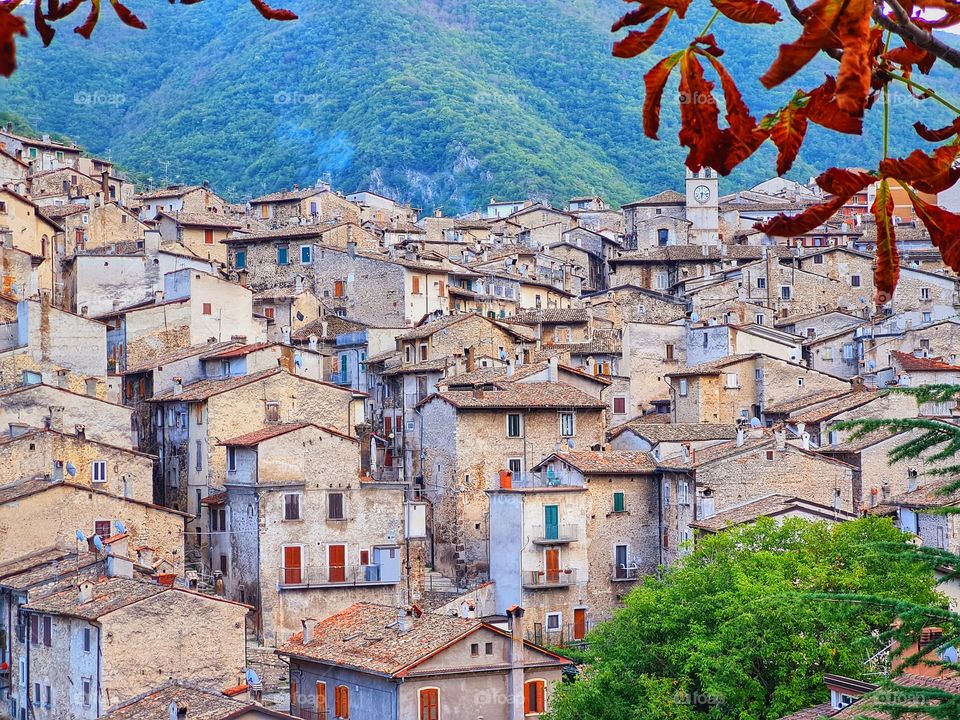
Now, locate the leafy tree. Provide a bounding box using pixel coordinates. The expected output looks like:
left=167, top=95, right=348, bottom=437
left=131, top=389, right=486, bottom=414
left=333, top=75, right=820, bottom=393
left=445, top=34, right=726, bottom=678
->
left=546, top=516, right=943, bottom=720
left=610, top=0, right=960, bottom=299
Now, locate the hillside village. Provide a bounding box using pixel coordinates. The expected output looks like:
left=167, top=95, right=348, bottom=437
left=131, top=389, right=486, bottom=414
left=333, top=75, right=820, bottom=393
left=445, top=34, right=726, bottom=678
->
left=2, top=123, right=960, bottom=720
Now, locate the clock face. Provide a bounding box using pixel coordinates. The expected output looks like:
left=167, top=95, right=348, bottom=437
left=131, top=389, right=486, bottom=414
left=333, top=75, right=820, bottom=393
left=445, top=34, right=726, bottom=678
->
left=694, top=185, right=711, bottom=204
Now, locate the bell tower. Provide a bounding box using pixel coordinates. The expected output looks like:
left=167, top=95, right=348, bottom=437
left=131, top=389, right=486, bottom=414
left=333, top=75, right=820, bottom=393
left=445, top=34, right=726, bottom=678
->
left=685, top=167, right=720, bottom=245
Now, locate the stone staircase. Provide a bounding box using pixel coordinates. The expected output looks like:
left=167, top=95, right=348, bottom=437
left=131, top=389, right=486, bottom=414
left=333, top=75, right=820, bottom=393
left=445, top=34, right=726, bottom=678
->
left=423, top=569, right=460, bottom=595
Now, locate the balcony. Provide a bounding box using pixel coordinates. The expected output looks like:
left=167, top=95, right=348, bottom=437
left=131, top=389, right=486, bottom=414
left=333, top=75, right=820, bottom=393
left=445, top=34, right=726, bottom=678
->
left=612, top=566, right=641, bottom=583
left=279, top=564, right=399, bottom=589
left=522, top=568, right=578, bottom=589
left=497, top=470, right=584, bottom=490
left=291, top=710, right=328, bottom=720
left=327, top=371, right=351, bottom=386
left=530, top=524, right=579, bottom=544
left=335, top=330, right=368, bottom=347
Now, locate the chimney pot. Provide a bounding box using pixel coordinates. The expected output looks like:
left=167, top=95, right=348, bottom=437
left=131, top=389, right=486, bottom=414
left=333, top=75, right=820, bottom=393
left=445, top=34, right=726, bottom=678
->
left=302, top=617, right=317, bottom=644
left=172, top=377, right=183, bottom=396
left=78, top=580, right=94, bottom=604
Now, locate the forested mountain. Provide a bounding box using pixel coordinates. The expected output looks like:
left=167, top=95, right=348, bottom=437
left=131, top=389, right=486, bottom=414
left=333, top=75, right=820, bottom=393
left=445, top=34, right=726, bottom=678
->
left=0, top=0, right=955, bottom=210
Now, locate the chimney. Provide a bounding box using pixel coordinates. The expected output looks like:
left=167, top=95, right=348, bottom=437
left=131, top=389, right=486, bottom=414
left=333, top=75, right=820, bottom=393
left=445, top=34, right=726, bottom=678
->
left=680, top=442, right=691, bottom=462
left=75, top=424, right=86, bottom=440
left=47, top=406, right=64, bottom=432
left=154, top=289, right=164, bottom=304
left=801, top=431, right=811, bottom=451
left=78, top=580, right=95, bottom=604
left=506, top=359, right=514, bottom=378
left=434, top=208, right=442, bottom=218
left=100, top=170, right=110, bottom=200
left=172, top=377, right=183, bottom=396
left=547, top=356, right=559, bottom=383
left=106, top=538, right=134, bottom=579
left=397, top=607, right=415, bottom=634
left=168, top=701, right=188, bottom=720
left=281, top=327, right=291, bottom=344
left=230, top=335, right=247, bottom=344
left=301, top=617, right=317, bottom=644
left=473, top=387, right=485, bottom=400
left=347, top=240, right=356, bottom=258
left=295, top=275, right=304, bottom=293
left=506, top=605, right=526, bottom=720
left=308, top=335, right=319, bottom=351
left=80, top=305, right=88, bottom=316
left=736, top=428, right=745, bottom=447
left=321, top=321, right=329, bottom=338
left=774, top=425, right=786, bottom=450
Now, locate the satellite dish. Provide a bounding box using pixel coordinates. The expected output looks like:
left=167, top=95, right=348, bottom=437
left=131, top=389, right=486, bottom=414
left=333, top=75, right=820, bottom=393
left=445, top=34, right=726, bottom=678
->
left=66, top=462, right=77, bottom=477
left=245, top=668, right=261, bottom=686
left=93, top=535, right=104, bottom=552
left=114, top=520, right=127, bottom=534
left=567, top=439, right=575, bottom=450
left=690, top=312, right=700, bottom=323
left=867, top=360, right=876, bottom=371
left=750, top=417, right=762, bottom=428
left=75, top=529, right=86, bottom=543
left=942, top=646, right=959, bottom=663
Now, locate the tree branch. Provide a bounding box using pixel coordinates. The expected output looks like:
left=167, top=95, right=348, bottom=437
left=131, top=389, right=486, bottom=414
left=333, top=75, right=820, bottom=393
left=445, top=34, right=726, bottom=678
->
left=873, top=0, right=960, bottom=71
left=784, top=0, right=843, bottom=61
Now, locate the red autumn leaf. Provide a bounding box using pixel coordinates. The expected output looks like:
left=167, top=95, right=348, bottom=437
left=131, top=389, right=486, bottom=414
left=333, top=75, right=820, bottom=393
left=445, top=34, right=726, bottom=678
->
left=49, top=0, right=84, bottom=21
left=74, top=0, right=100, bottom=38
left=871, top=179, right=899, bottom=303
left=34, top=0, right=55, bottom=47
left=249, top=0, right=298, bottom=21
left=879, top=144, right=960, bottom=194
left=805, top=75, right=862, bottom=134
left=766, top=96, right=808, bottom=176
left=909, top=192, right=960, bottom=274
left=756, top=168, right=874, bottom=236
left=694, top=33, right=723, bottom=57
left=0, top=6, right=27, bottom=78
left=710, top=0, right=781, bottom=24
left=658, top=0, right=693, bottom=16
left=613, top=10, right=672, bottom=58
left=612, top=3, right=662, bottom=31
left=886, top=41, right=936, bottom=73
left=642, top=50, right=683, bottom=139
left=913, top=119, right=960, bottom=142
left=678, top=50, right=722, bottom=172
left=110, top=0, right=146, bottom=29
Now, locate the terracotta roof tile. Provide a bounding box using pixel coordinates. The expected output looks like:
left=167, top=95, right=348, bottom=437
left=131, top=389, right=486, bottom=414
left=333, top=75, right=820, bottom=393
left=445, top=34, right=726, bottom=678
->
left=891, top=350, right=959, bottom=372
left=219, top=423, right=310, bottom=446
left=790, top=390, right=881, bottom=424
left=511, top=308, right=590, bottom=324
left=691, top=494, right=856, bottom=532
left=200, top=342, right=275, bottom=360
left=104, top=681, right=272, bottom=720
left=148, top=367, right=282, bottom=402
left=776, top=702, right=837, bottom=719
left=428, top=382, right=606, bottom=410
left=159, top=211, right=241, bottom=229
left=291, top=315, right=367, bottom=341
left=764, top=389, right=858, bottom=416
left=249, top=187, right=330, bottom=204
left=23, top=576, right=167, bottom=620
left=609, top=421, right=738, bottom=443
left=623, top=189, right=686, bottom=206
left=828, top=673, right=960, bottom=720
left=549, top=451, right=657, bottom=474
left=123, top=341, right=242, bottom=374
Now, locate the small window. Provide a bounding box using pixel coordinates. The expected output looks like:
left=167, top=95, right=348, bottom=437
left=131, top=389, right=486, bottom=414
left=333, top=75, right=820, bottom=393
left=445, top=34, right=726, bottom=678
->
left=328, top=492, right=345, bottom=520
left=284, top=493, right=301, bottom=521
left=204, top=228, right=214, bottom=245
left=470, top=643, right=479, bottom=657
left=524, top=680, right=546, bottom=714
left=725, top=373, right=739, bottom=389
left=485, top=642, right=494, bottom=655
left=419, top=688, right=438, bottom=720
left=923, top=312, right=932, bottom=323
left=678, top=480, right=690, bottom=505
left=42, top=616, right=51, bottom=647
left=780, top=286, right=792, bottom=300
left=94, top=520, right=111, bottom=539
left=506, top=413, right=522, bottom=438
left=412, top=276, right=421, bottom=294
left=559, top=412, right=575, bottom=437
left=44, top=686, right=51, bottom=708
left=755, top=313, right=765, bottom=325
left=657, top=228, right=668, bottom=246
left=195, top=440, right=203, bottom=470
left=813, top=254, right=824, bottom=265
left=202, top=302, right=212, bottom=315
left=921, top=287, right=931, bottom=300
left=265, top=402, right=280, bottom=423
left=613, top=396, right=626, bottom=415
left=765, top=450, right=775, bottom=461
left=91, top=461, right=106, bottom=483
left=756, top=277, right=767, bottom=290
left=678, top=378, right=688, bottom=397
left=227, top=447, right=237, bottom=472
left=82, top=678, right=92, bottom=708
left=546, top=612, right=562, bottom=631
left=300, top=244, right=312, bottom=264
left=798, top=377, right=805, bottom=386
left=335, top=685, right=350, bottom=719
left=82, top=627, right=91, bottom=652
left=665, top=344, right=674, bottom=361
left=235, top=250, right=247, bottom=269
left=613, top=491, right=625, bottom=513
left=755, top=368, right=763, bottom=380
left=277, top=246, right=289, bottom=265
left=851, top=275, right=861, bottom=287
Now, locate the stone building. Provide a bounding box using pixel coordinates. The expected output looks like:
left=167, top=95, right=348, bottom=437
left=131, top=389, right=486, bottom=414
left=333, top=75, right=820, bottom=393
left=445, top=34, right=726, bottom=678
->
left=0, top=188, right=60, bottom=297
left=415, top=380, right=606, bottom=580
left=102, top=682, right=297, bottom=719
left=133, top=184, right=230, bottom=222
left=277, top=603, right=570, bottom=720
left=45, top=201, right=147, bottom=256
left=249, top=187, right=360, bottom=227
left=27, top=167, right=101, bottom=207
left=0, top=126, right=82, bottom=172
left=0, top=384, right=134, bottom=447
left=156, top=211, right=242, bottom=264
left=214, top=422, right=421, bottom=644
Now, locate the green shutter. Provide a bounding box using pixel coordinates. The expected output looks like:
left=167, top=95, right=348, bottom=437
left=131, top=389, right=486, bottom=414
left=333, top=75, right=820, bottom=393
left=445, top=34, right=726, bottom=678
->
left=613, top=492, right=625, bottom=513
left=544, top=505, right=559, bottom=540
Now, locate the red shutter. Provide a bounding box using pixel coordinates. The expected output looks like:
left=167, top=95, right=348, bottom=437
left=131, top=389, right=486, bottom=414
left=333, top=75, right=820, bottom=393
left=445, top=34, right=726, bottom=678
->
left=204, top=228, right=214, bottom=245
left=328, top=545, right=346, bottom=583
left=42, top=616, right=51, bottom=647
left=283, top=546, right=302, bottom=584
left=30, top=614, right=38, bottom=645
left=574, top=608, right=586, bottom=640
left=419, top=688, right=439, bottom=720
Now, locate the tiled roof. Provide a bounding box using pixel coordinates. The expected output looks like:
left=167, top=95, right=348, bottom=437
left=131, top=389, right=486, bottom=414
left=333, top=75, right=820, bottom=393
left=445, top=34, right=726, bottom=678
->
left=148, top=367, right=282, bottom=402
left=657, top=433, right=774, bottom=469
left=0, top=548, right=100, bottom=590
left=291, top=315, right=367, bottom=341
left=765, top=389, right=857, bottom=416
left=879, top=475, right=960, bottom=511
left=623, top=189, right=686, bottom=206
left=439, top=366, right=509, bottom=387
left=776, top=702, right=837, bottom=719
left=42, top=203, right=89, bottom=219
left=200, top=342, right=276, bottom=360
left=250, top=187, right=328, bottom=203
left=104, top=681, right=268, bottom=720
left=511, top=308, right=590, bottom=324
left=665, top=353, right=759, bottom=377
left=891, top=350, right=959, bottom=372
left=828, top=673, right=960, bottom=719
left=550, top=328, right=622, bottom=355
left=690, top=494, right=855, bottom=532
left=134, top=185, right=202, bottom=201
left=427, top=382, right=606, bottom=410
left=159, top=211, right=241, bottom=229
left=609, top=421, right=738, bottom=443
left=219, top=423, right=310, bottom=446
left=23, top=576, right=167, bottom=620
left=381, top=358, right=453, bottom=376
left=123, top=341, right=242, bottom=374
left=550, top=451, right=657, bottom=474
left=398, top=313, right=477, bottom=340
left=276, top=602, right=481, bottom=676
left=790, top=390, right=880, bottom=423
left=221, top=223, right=329, bottom=244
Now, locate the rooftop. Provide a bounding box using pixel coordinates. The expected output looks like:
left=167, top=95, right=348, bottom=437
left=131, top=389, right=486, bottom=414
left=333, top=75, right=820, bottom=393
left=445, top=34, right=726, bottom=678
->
left=609, top=421, right=739, bottom=443
left=548, top=451, right=657, bottom=474
left=104, top=681, right=291, bottom=720
left=890, top=350, right=959, bottom=373
left=690, top=494, right=856, bottom=532
left=426, top=382, right=606, bottom=410
left=23, top=575, right=167, bottom=620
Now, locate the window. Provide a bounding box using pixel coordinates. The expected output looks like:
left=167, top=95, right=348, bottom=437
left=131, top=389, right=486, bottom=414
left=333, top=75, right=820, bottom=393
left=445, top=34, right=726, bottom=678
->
left=81, top=678, right=92, bottom=707
left=765, top=450, right=775, bottom=461
left=195, top=440, right=203, bottom=470
left=282, top=545, right=302, bottom=584
left=524, top=680, right=546, bottom=715
left=725, top=373, right=739, bottom=388
left=921, top=287, right=931, bottom=300
left=335, top=685, right=350, bottom=718
left=678, top=480, right=690, bottom=505
left=42, top=616, right=51, bottom=647
left=235, top=250, right=247, bottom=269
left=82, top=627, right=91, bottom=652
left=755, top=368, right=763, bottom=380
left=300, top=244, right=312, bottom=264
left=665, top=343, right=675, bottom=361
left=204, top=228, right=214, bottom=245
left=755, top=313, right=765, bottom=325
left=657, top=228, right=668, bottom=246
left=92, top=461, right=106, bottom=483
left=756, top=277, right=767, bottom=290
left=316, top=683, right=327, bottom=718
left=94, top=520, right=111, bottom=539
left=419, top=343, right=428, bottom=361
left=202, top=302, right=212, bottom=315
left=546, top=612, right=561, bottom=631
left=34, top=683, right=40, bottom=705
left=842, top=343, right=855, bottom=360
left=0, top=200, right=6, bottom=213
left=277, top=246, right=289, bottom=265
left=506, top=413, right=523, bottom=438
left=220, top=554, right=228, bottom=575
left=851, top=274, right=861, bottom=287
left=678, top=378, right=688, bottom=397
left=334, top=280, right=345, bottom=297
left=328, top=492, right=345, bottom=520
left=419, top=688, right=439, bottom=720
left=259, top=204, right=269, bottom=219
left=923, top=312, right=932, bottom=323
left=613, top=396, right=626, bottom=415
left=44, top=686, right=51, bottom=708
left=559, top=412, right=575, bottom=437
left=470, top=643, right=479, bottom=657
left=284, top=493, right=301, bottom=521
left=485, top=642, right=494, bottom=655
left=920, top=338, right=931, bottom=350
left=265, top=402, right=280, bottom=423
left=813, top=253, right=824, bottom=265
left=508, top=458, right=523, bottom=476
left=227, top=447, right=237, bottom=472
left=438, top=280, right=446, bottom=296
left=797, top=377, right=805, bottom=386
left=412, top=276, right=421, bottom=294
left=613, top=491, right=625, bottom=513
left=780, top=285, right=792, bottom=300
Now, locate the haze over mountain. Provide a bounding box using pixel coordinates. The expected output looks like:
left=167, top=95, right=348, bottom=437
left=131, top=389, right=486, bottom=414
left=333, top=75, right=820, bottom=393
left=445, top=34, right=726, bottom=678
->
left=0, top=0, right=954, bottom=211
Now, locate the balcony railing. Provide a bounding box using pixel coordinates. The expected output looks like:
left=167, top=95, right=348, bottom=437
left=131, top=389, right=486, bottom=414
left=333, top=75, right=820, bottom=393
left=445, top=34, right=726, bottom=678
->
left=279, top=564, right=398, bottom=588
left=335, top=330, right=368, bottom=347
left=292, top=709, right=328, bottom=720
left=497, top=470, right=584, bottom=490
left=327, top=371, right=351, bottom=386
left=530, top=524, right=579, bottom=544
left=522, top=568, right=578, bottom=589
left=612, top=566, right=641, bottom=582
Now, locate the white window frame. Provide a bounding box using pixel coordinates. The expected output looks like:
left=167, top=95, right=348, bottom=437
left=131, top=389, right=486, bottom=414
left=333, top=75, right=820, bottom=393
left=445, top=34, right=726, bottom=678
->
left=283, top=492, right=302, bottom=522
left=506, top=413, right=523, bottom=438
left=559, top=412, right=575, bottom=438
left=299, top=244, right=312, bottom=264
left=545, top=612, right=562, bottom=631
left=91, top=460, right=107, bottom=484
left=678, top=378, right=688, bottom=397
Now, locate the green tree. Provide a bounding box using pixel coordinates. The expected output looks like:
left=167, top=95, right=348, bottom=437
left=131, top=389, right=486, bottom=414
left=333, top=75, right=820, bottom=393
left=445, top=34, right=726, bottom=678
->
left=547, top=516, right=944, bottom=720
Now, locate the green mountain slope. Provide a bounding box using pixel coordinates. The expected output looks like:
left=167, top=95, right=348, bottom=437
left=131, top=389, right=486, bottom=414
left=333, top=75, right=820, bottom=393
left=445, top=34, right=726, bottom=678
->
left=0, top=0, right=955, bottom=210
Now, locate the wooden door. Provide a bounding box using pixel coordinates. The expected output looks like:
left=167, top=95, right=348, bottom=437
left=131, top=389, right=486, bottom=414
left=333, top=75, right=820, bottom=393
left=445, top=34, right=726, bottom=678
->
left=316, top=682, right=327, bottom=718
left=328, top=544, right=346, bottom=583
left=283, top=546, right=302, bottom=585
left=573, top=608, right=586, bottom=640
left=545, top=548, right=560, bottom=584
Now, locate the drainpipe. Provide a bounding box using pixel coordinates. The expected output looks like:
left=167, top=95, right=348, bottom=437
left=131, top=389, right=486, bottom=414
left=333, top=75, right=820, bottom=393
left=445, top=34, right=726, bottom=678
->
left=656, top=471, right=664, bottom=567
left=96, top=625, right=102, bottom=717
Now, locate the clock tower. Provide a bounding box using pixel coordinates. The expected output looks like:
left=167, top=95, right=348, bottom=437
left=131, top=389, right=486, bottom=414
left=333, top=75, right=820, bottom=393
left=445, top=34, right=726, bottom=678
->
left=685, top=167, right=720, bottom=245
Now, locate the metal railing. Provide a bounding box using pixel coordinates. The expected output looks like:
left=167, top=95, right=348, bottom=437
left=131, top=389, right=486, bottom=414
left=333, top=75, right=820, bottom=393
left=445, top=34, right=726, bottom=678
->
left=292, top=709, right=328, bottom=720
left=327, top=371, right=351, bottom=386
left=612, top=566, right=641, bottom=582
left=497, top=471, right=584, bottom=490
left=530, top=524, right=579, bottom=543
left=528, top=621, right=597, bottom=647
left=522, top=568, right=578, bottom=589
left=278, top=564, right=397, bottom=588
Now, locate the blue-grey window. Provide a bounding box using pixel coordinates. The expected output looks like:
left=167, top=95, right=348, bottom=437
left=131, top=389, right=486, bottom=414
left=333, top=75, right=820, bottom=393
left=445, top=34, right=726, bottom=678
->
left=277, top=246, right=289, bottom=265
left=235, top=250, right=246, bottom=269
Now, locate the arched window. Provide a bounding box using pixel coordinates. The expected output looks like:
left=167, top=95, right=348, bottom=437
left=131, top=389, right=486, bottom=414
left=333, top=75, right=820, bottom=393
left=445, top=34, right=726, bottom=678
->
left=419, top=687, right=439, bottom=720
left=41, top=235, right=48, bottom=257
left=335, top=684, right=350, bottom=719
left=524, top=679, right=546, bottom=714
